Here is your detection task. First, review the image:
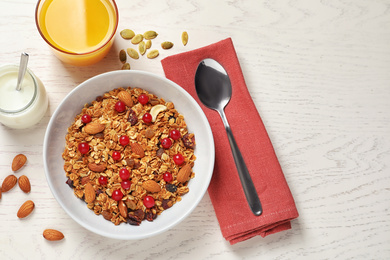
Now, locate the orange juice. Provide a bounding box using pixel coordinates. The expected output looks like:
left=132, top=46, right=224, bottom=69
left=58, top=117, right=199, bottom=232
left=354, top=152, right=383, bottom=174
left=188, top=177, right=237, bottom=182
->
left=36, top=0, right=118, bottom=66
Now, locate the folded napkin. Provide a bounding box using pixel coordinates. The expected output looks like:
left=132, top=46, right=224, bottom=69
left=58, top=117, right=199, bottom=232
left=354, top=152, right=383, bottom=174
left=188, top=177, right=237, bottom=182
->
left=161, top=38, right=298, bottom=245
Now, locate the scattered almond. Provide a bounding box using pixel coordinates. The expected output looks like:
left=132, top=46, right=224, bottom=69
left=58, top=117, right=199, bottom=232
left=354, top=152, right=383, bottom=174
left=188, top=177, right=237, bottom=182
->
left=130, top=142, right=145, bottom=158
left=18, top=175, right=31, bottom=193
left=118, top=90, right=133, bottom=107
left=84, top=183, right=96, bottom=204
left=118, top=201, right=128, bottom=218
left=12, top=154, right=27, bottom=172
left=43, top=229, right=64, bottom=241
left=84, top=122, right=105, bottom=135
left=142, top=180, right=161, bottom=193
left=88, top=162, right=107, bottom=172
left=2, top=174, right=17, bottom=192
left=17, top=200, right=35, bottom=218
left=177, top=164, right=192, bottom=183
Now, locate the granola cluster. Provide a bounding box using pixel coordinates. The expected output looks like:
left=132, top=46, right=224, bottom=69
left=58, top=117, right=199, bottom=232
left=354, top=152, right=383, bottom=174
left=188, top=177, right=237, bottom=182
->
left=62, top=87, right=196, bottom=225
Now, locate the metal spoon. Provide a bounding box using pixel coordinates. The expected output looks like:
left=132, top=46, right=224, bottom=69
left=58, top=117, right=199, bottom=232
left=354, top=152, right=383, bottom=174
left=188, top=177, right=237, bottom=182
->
left=16, top=52, right=29, bottom=91
left=195, top=58, right=262, bottom=216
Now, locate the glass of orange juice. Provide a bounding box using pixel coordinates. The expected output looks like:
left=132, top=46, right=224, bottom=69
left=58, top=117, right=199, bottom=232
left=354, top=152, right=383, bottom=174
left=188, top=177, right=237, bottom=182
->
left=35, top=0, right=119, bottom=66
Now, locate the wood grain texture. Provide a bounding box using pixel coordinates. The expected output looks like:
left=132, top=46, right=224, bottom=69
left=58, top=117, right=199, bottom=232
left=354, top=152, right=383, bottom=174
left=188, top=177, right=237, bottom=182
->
left=1, top=0, right=389, bottom=259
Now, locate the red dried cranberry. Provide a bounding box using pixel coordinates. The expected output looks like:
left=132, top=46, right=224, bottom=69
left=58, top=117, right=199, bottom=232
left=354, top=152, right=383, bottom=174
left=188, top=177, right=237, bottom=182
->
left=161, top=138, right=172, bottom=149
left=173, top=153, right=184, bottom=165
left=121, top=180, right=131, bottom=190
left=112, top=189, right=123, bottom=201
left=119, top=168, right=130, bottom=180
left=112, top=151, right=121, bottom=161
left=81, top=114, right=92, bottom=124
left=163, top=172, right=173, bottom=182
left=169, top=129, right=181, bottom=140
left=78, top=142, right=90, bottom=154
left=119, top=135, right=130, bottom=146
left=115, top=101, right=126, bottom=112
left=143, top=196, right=155, bottom=208
left=142, top=113, right=152, bottom=123
left=138, top=94, right=149, bottom=105
left=98, top=176, right=108, bottom=185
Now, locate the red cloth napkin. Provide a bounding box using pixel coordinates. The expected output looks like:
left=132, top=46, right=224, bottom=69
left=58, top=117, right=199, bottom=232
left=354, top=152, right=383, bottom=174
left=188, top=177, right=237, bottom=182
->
left=161, top=38, right=299, bottom=245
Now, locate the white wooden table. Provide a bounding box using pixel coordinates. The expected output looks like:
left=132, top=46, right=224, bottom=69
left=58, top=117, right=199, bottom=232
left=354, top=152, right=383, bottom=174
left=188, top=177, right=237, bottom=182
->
left=1, top=0, right=389, bottom=259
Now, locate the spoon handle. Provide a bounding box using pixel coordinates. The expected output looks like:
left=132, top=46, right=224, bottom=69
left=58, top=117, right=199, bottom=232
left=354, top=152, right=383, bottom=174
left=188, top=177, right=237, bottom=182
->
left=218, top=110, right=263, bottom=216
left=16, top=52, right=29, bottom=91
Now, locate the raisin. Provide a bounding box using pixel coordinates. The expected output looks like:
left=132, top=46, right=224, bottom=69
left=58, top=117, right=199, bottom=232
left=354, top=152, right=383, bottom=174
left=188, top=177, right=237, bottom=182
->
left=166, top=184, right=177, bottom=192
left=126, top=158, right=135, bottom=168
left=162, top=199, right=172, bottom=210
left=156, top=148, right=164, bottom=158
left=146, top=211, right=157, bottom=222
left=182, top=133, right=196, bottom=149
left=102, top=210, right=112, bottom=221
left=127, top=109, right=138, bottom=126
left=96, top=96, right=103, bottom=102
left=94, top=132, right=104, bottom=139
left=133, top=209, right=145, bottom=221
left=127, top=214, right=141, bottom=226
left=65, top=178, right=74, bottom=188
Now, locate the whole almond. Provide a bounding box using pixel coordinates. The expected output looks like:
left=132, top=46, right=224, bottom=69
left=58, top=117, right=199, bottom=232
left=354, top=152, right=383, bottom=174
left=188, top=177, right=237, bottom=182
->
left=118, top=90, right=133, bottom=107
left=177, top=164, right=192, bottom=183
left=118, top=201, right=128, bottom=218
left=18, top=175, right=31, bottom=193
left=12, top=154, right=27, bottom=172
left=88, top=162, right=107, bottom=172
left=2, top=174, right=17, bottom=192
left=84, top=183, right=95, bottom=204
left=142, top=180, right=161, bottom=193
left=17, top=200, right=35, bottom=218
left=43, top=229, right=64, bottom=241
left=130, top=142, right=145, bottom=158
left=84, top=122, right=105, bottom=135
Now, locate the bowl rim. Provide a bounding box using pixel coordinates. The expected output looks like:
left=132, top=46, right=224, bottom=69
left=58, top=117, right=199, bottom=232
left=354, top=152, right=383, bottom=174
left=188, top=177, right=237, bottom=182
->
left=43, top=70, right=215, bottom=239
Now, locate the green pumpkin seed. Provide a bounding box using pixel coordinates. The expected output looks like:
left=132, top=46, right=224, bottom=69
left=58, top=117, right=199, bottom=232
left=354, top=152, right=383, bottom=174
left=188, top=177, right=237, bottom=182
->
left=181, top=31, right=188, bottom=46
left=120, top=29, right=135, bottom=40
left=147, top=49, right=159, bottom=59
left=161, top=41, right=174, bottom=50
left=121, top=63, right=130, bottom=70
left=138, top=41, right=146, bottom=55
left=119, top=49, right=127, bottom=63
left=127, top=48, right=139, bottom=59
left=145, top=40, right=152, bottom=49
left=131, top=34, right=143, bottom=44
left=143, top=31, right=158, bottom=40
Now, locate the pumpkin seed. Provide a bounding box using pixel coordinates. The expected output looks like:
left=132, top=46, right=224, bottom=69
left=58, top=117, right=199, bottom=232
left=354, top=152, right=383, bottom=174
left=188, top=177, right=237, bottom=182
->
left=121, top=63, right=130, bottom=70
left=147, top=49, right=159, bottom=59
left=146, top=40, right=152, bottom=49
left=181, top=31, right=188, bottom=46
left=139, top=41, right=146, bottom=55
left=119, top=49, right=127, bottom=63
left=161, top=41, right=174, bottom=50
left=127, top=48, right=139, bottom=59
left=131, top=34, right=143, bottom=44
left=143, top=30, right=158, bottom=40
left=120, top=29, right=135, bottom=39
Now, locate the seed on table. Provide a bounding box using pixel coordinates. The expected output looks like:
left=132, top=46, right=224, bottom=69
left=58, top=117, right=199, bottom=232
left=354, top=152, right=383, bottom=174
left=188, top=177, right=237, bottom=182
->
left=127, top=48, right=139, bottom=59
left=143, top=30, right=158, bottom=40
left=121, top=63, right=130, bottom=70
left=145, top=40, right=152, bottom=49
left=120, top=29, right=135, bottom=39
left=181, top=31, right=188, bottom=46
left=147, top=49, right=159, bottom=59
left=119, top=49, right=126, bottom=63
left=161, top=41, right=174, bottom=50
left=131, top=34, right=143, bottom=44
left=139, top=41, right=146, bottom=55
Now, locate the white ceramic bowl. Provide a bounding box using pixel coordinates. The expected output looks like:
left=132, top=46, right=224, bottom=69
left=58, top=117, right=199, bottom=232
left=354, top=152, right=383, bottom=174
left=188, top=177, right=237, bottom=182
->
left=43, top=70, right=215, bottom=240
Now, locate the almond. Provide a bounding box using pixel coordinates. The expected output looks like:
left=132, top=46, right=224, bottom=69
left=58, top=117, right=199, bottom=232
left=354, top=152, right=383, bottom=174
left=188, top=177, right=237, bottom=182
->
left=118, top=201, right=128, bottom=218
left=17, top=200, right=35, bottom=218
left=43, top=229, right=64, bottom=241
left=12, top=154, right=27, bottom=172
left=130, top=142, right=145, bottom=158
left=88, top=162, right=107, bottom=172
left=142, top=180, right=161, bottom=193
left=177, top=164, right=192, bottom=183
left=84, top=122, right=105, bottom=135
left=84, top=183, right=96, bottom=203
left=118, top=90, right=133, bottom=107
left=18, top=175, right=31, bottom=193
left=2, top=174, right=17, bottom=192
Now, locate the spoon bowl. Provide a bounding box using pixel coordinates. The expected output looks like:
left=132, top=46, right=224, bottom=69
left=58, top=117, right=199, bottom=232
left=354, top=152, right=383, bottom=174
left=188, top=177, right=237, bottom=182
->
left=195, top=58, right=262, bottom=216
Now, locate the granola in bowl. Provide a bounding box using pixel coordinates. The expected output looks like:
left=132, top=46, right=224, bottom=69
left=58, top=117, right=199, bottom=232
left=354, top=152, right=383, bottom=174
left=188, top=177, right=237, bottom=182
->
left=62, top=87, right=196, bottom=226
